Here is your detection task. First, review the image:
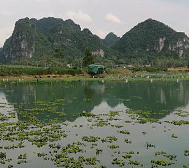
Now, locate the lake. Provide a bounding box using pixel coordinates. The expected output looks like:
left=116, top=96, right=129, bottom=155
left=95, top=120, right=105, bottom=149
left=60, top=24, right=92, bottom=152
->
left=0, top=80, right=189, bottom=168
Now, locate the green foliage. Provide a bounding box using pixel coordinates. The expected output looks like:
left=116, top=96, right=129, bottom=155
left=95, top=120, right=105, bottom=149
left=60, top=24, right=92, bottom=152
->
left=187, top=61, right=189, bottom=69
left=130, top=67, right=168, bottom=72
left=53, top=48, right=65, bottom=66
left=82, top=136, right=100, bottom=143
left=0, top=65, right=83, bottom=76
left=54, top=48, right=64, bottom=59
left=184, top=149, right=189, bottom=156
left=0, top=152, right=6, bottom=159
left=151, top=159, right=174, bottom=166
left=83, top=48, right=94, bottom=66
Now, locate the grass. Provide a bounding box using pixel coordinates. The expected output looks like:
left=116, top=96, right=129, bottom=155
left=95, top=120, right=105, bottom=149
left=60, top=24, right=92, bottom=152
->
left=1, top=74, right=189, bottom=85
left=0, top=65, right=189, bottom=82
left=0, top=65, right=83, bottom=76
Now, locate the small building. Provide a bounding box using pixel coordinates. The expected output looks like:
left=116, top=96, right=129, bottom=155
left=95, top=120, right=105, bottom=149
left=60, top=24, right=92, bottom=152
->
left=88, top=64, right=105, bottom=74
left=67, top=64, right=73, bottom=68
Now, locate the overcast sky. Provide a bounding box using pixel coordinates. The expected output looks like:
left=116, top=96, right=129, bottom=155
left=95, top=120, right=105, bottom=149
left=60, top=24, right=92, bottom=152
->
left=0, top=0, right=189, bottom=47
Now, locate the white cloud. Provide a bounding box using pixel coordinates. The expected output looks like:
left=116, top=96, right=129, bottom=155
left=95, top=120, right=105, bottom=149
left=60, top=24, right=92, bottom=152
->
left=65, top=11, right=92, bottom=22
left=105, top=13, right=121, bottom=23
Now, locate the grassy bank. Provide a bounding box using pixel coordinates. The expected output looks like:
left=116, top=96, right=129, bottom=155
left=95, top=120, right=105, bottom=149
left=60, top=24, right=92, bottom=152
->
left=0, top=65, right=83, bottom=76
left=0, top=73, right=189, bottom=84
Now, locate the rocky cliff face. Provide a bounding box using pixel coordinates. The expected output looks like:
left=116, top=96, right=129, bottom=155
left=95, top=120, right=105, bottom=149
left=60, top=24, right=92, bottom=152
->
left=3, top=18, right=36, bottom=61
left=153, top=36, right=189, bottom=58
left=113, top=19, right=189, bottom=59
left=168, top=37, right=189, bottom=58
left=92, top=49, right=105, bottom=57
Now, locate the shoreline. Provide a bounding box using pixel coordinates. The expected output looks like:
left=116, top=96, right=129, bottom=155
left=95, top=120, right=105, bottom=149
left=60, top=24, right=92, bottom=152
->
left=0, top=74, right=189, bottom=83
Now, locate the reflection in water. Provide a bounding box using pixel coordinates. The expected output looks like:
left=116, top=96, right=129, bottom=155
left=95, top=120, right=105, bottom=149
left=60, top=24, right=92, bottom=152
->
left=160, top=89, right=166, bottom=104
left=2, top=81, right=189, bottom=121
left=0, top=92, right=8, bottom=104
left=1, top=81, right=189, bottom=168
left=0, top=91, right=18, bottom=122
left=91, top=101, right=126, bottom=115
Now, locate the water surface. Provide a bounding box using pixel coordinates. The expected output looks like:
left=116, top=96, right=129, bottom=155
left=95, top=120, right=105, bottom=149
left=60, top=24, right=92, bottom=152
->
left=0, top=81, right=189, bottom=168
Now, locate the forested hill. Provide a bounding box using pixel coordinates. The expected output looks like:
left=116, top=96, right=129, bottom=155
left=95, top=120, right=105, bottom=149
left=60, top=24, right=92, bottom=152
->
left=113, top=18, right=189, bottom=60
left=2, top=17, right=116, bottom=64
left=103, top=32, right=120, bottom=47
left=1, top=17, right=189, bottom=66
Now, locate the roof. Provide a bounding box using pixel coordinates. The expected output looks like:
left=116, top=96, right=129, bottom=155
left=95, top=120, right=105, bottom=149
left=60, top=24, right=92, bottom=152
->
left=88, top=64, right=105, bottom=74
left=88, top=64, right=104, bottom=68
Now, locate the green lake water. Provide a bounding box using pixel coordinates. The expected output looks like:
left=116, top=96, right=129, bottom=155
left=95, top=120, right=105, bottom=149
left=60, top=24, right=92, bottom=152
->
left=0, top=81, right=189, bottom=168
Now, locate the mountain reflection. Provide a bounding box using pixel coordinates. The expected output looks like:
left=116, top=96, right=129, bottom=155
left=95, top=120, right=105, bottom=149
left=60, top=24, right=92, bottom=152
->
left=2, top=81, right=189, bottom=121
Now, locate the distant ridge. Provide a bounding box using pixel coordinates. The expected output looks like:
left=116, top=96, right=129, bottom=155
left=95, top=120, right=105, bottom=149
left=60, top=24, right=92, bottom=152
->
left=103, top=32, right=120, bottom=47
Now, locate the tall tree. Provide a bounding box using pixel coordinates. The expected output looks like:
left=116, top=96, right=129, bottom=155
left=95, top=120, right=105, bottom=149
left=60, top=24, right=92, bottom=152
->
left=54, top=48, right=65, bottom=67
left=54, top=48, right=64, bottom=61
left=83, top=48, right=94, bottom=66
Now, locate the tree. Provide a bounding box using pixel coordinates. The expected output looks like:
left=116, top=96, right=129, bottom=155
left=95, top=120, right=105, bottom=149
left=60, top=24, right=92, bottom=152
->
left=54, top=48, right=65, bottom=67
left=82, top=48, right=94, bottom=66
left=54, top=48, right=64, bottom=61
left=45, top=56, right=52, bottom=68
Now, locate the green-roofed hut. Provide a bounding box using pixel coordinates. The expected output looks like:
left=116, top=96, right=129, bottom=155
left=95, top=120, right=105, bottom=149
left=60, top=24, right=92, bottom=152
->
left=88, top=64, right=105, bottom=74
